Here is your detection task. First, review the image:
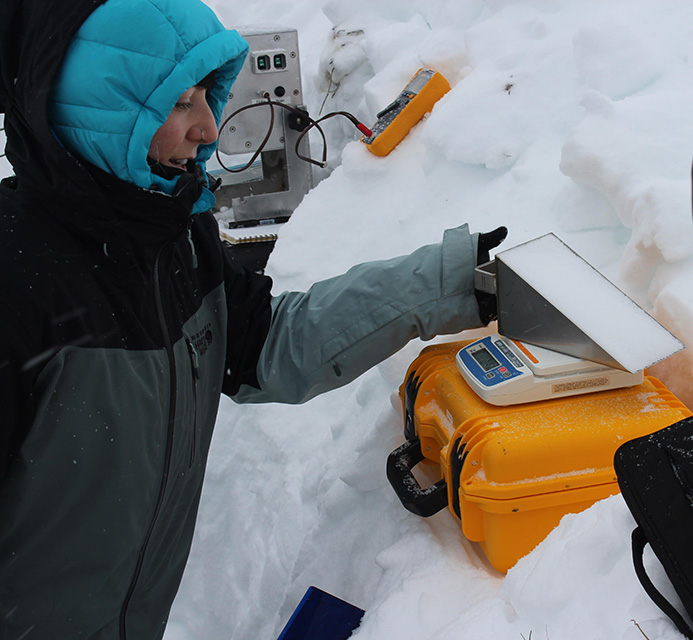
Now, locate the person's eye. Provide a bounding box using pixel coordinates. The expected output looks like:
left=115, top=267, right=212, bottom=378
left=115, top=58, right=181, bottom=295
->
left=175, top=101, right=193, bottom=111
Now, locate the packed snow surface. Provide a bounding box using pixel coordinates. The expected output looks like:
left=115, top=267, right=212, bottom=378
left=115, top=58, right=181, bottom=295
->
left=3, top=0, right=693, bottom=639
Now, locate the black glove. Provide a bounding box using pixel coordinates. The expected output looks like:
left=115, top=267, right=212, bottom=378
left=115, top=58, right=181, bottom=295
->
left=477, top=226, right=508, bottom=265
left=475, top=226, right=508, bottom=325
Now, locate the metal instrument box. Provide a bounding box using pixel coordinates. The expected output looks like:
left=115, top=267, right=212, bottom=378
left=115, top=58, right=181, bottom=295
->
left=214, top=26, right=312, bottom=225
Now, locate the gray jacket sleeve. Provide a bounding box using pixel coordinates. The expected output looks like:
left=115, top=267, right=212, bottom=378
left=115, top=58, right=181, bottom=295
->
left=232, top=224, right=483, bottom=404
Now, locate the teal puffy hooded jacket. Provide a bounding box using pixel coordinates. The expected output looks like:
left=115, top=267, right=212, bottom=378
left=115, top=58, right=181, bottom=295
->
left=49, top=0, right=248, bottom=213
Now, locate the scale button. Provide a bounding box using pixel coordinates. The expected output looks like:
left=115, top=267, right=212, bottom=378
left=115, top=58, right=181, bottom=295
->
left=499, top=367, right=507, bottom=373
left=485, top=372, right=495, bottom=380
left=502, top=371, right=512, bottom=378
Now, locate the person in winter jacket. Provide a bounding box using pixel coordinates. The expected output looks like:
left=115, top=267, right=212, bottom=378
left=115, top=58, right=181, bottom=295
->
left=0, top=0, right=506, bottom=638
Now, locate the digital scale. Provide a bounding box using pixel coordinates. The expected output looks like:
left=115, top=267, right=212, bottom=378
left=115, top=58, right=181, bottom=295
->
left=456, top=333, right=644, bottom=406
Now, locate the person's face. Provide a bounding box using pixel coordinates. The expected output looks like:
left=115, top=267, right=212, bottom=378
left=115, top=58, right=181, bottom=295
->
left=148, top=86, right=218, bottom=169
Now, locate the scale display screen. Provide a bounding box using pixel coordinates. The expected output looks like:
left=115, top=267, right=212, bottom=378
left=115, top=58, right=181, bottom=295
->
left=458, top=337, right=523, bottom=388
left=468, top=344, right=501, bottom=372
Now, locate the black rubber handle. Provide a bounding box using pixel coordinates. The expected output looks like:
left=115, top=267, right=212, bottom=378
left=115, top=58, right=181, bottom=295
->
left=631, top=527, right=693, bottom=639
left=386, top=438, right=448, bottom=517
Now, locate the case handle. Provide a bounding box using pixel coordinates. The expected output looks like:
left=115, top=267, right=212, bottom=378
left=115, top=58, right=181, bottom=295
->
left=386, top=438, right=448, bottom=517
left=631, top=526, right=693, bottom=639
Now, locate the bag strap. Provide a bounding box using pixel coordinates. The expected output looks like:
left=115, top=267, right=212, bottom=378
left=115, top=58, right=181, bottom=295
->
left=632, top=526, right=693, bottom=639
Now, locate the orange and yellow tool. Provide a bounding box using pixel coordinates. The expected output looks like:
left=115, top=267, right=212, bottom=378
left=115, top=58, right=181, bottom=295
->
left=361, top=68, right=451, bottom=157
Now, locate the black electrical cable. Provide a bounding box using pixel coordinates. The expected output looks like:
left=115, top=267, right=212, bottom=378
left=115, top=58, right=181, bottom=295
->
left=216, top=93, right=327, bottom=169
left=294, top=110, right=370, bottom=167
left=215, top=94, right=370, bottom=172
left=258, top=96, right=330, bottom=167
left=215, top=97, right=275, bottom=173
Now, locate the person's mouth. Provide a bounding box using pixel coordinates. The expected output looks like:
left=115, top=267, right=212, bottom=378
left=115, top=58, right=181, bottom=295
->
left=168, top=158, right=192, bottom=169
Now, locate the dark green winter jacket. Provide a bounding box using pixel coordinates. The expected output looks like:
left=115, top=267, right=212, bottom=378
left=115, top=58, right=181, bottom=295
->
left=0, top=0, right=483, bottom=638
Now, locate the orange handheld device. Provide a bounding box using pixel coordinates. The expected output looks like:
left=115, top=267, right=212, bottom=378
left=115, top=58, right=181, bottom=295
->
left=361, top=68, right=451, bottom=157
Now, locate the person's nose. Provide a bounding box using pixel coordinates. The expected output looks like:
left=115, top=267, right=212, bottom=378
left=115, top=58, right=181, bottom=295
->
left=188, top=102, right=218, bottom=144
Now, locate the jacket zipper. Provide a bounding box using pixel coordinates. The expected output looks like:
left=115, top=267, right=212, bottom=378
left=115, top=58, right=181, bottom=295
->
left=187, top=225, right=198, bottom=269
left=119, top=242, right=178, bottom=640
left=119, top=221, right=200, bottom=638
left=186, top=337, right=200, bottom=467
left=186, top=222, right=200, bottom=467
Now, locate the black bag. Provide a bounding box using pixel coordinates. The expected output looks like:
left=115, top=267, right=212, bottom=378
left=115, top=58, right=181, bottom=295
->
left=614, top=416, right=693, bottom=638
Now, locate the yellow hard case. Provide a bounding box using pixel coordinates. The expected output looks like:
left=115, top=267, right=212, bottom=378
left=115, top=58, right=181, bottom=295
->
left=392, top=340, right=692, bottom=573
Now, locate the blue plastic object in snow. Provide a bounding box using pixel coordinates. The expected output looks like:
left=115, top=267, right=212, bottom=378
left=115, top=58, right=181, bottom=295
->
left=276, top=586, right=365, bottom=640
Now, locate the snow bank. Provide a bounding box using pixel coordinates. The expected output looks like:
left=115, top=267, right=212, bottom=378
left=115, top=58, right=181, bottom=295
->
left=167, top=1, right=693, bottom=637
left=3, top=0, right=693, bottom=639
left=153, top=0, right=693, bottom=638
